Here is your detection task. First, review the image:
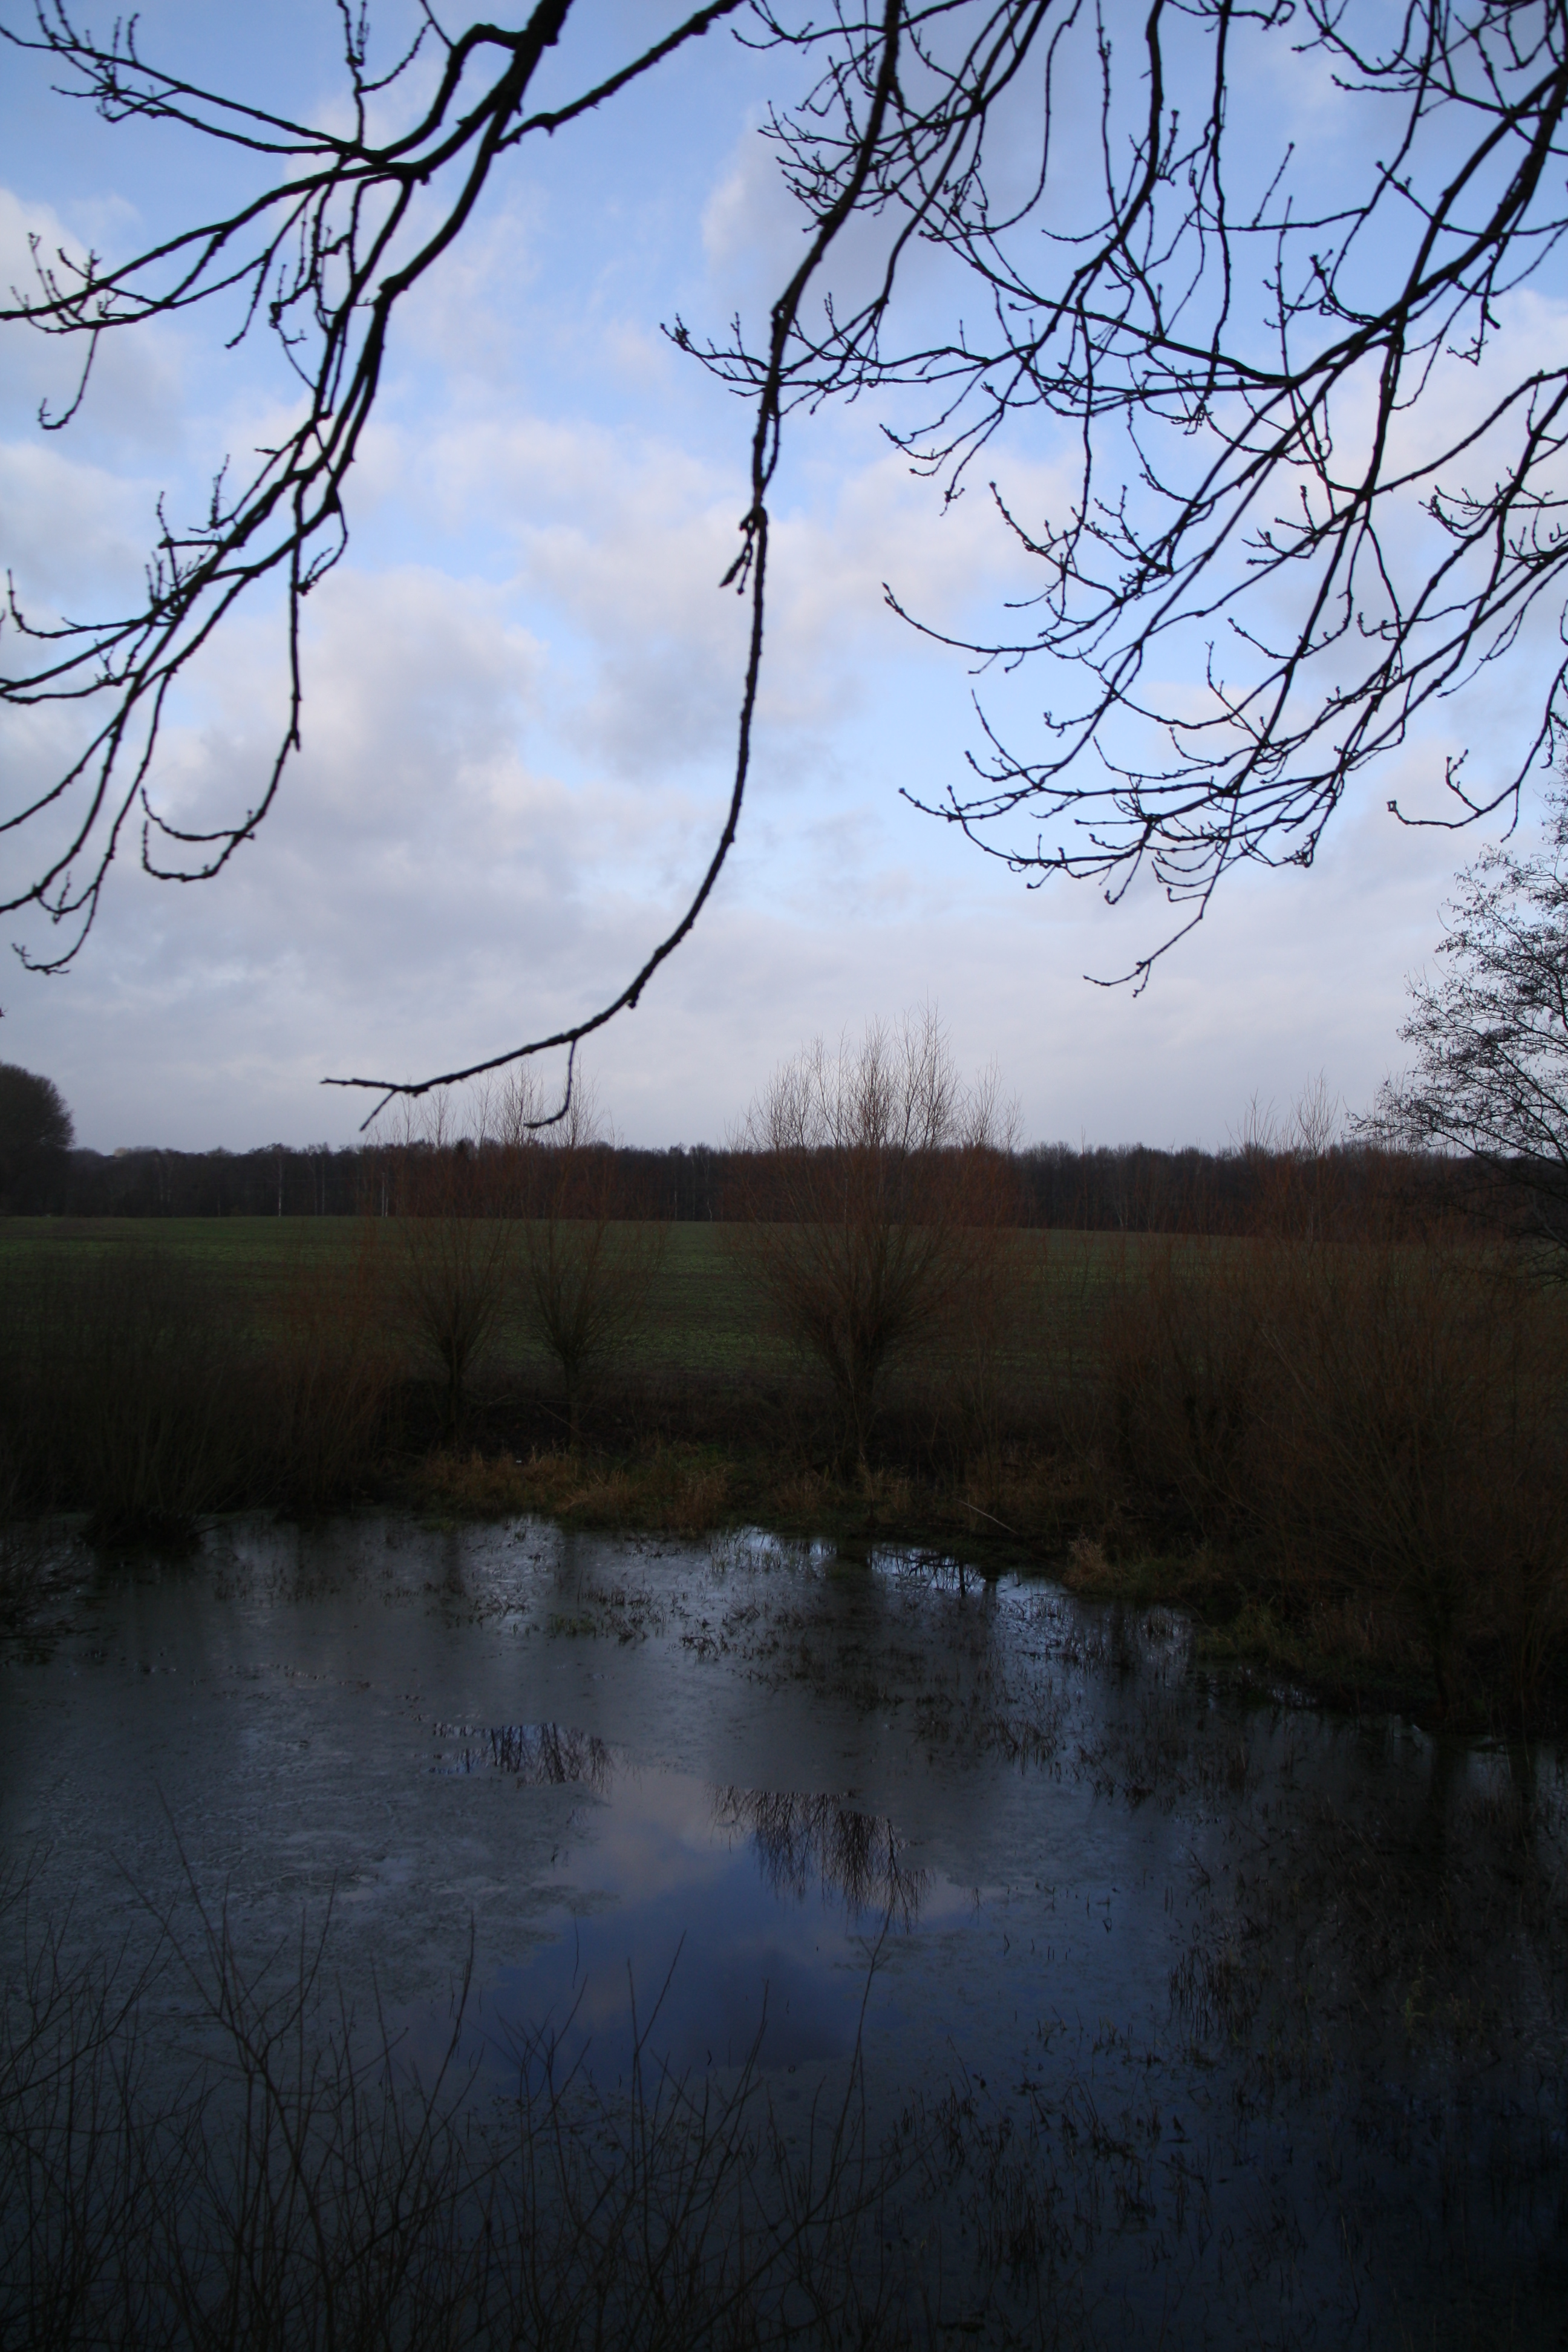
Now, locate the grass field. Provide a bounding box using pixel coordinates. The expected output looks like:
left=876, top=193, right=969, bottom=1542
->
left=0, top=1216, right=1166, bottom=1379
left=0, top=1217, right=803, bottom=1383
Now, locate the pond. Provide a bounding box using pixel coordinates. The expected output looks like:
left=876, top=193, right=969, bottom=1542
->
left=2, top=1514, right=1564, bottom=2348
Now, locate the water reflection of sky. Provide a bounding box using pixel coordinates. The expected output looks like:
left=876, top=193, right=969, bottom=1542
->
left=425, top=1724, right=975, bottom=2081
left=4, top=1514, right=1564, bottom=2347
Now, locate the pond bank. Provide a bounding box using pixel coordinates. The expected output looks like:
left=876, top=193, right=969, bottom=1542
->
left=4, top=1221, right=1564, bottom=1733
left=402, top=1439, right=1519, bottom=1736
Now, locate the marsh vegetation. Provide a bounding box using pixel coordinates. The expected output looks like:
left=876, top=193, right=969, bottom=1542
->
left=2, top=1192, right=1565, bottom=1733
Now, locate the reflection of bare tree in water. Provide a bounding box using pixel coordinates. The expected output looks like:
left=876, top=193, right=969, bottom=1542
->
left=711, top=1789, right=928, bottom=1931
left=434, top=1724, right=612, bottom=1794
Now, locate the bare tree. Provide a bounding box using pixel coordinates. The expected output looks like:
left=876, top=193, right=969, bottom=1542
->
left=733, top=1008, right=1016, bottom=1468
left=390, top=1094, right=512, bottom=1432
left=1232, top=1076, right=1349, bottom=1244
left=1370, top=784, right=1568, bottom=1244
left=489, top=1071, right=663, bottom=1446
left=5, top=1, right=1568, bottom=1074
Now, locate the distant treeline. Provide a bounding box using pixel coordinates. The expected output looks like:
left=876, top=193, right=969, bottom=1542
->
left=15, top=1135, right=1527, bottom=1233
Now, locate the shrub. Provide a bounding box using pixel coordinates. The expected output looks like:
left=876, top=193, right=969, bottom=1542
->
left=1103, top=1232, right=1568, bottom=1719
left=262, top=1223, right=396, bottom=1509
left=496, top=1076, right=664, bottom=1447
left=387, top=1097, right=513, bottom=1433
left=0, top=1244, right=250, bottom=1538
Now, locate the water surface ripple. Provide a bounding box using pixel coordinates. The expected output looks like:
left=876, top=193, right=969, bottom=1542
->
left=2, top=1513, right=1564, bottom=2345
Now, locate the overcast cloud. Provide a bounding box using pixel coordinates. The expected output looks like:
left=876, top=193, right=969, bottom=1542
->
left=0, top=5, right=1556, bottom=1153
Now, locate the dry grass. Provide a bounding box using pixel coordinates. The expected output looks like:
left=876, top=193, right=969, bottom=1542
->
left=413, top=1445, right=734, bottom=1536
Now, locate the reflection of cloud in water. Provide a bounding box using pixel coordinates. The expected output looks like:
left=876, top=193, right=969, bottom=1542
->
left=426, top=1731, right=929, bottom=1933
left=432, top=1723, right=612, bottom=1792
left=711, top=1788, right=929, bottom=1930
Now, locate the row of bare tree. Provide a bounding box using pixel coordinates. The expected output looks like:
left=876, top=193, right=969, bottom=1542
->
left=387, top=1011, right=1466, bottom=1470
left=387, top=1004, right=1503, bottom=1480
left=382, top=1010, right=1019, bottom=1465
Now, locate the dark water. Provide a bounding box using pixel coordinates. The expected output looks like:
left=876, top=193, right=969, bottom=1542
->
left=2, top=1514, right=1565, bottom=2345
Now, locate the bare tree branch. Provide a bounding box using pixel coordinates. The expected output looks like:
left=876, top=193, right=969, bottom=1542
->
left=0, top=1, right=750, bottom=998
left=7, top=0, right=1568, bottom=1099
left=696, top=1, right=1568, bottom=985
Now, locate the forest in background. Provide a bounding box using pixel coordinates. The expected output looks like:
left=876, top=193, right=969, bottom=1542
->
left=8, top=1132, right=1530, bottom=1236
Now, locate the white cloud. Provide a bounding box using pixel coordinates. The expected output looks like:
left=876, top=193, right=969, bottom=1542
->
left=0, top=44, right=1520, bottom=1159
left=0, top=186, right=188, bottom=457
left=0, top=436, right=160, bottom=612
left=702, top=117, right=803, bottom=289
left=3, top=537, right=1466, bottom=1154
left=0, top=382, right=1489, bottom=1153
left=364, top=396, right=1057, bottom=783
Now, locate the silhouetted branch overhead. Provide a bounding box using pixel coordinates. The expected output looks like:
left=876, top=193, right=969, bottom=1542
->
left=702, top=0, right=1568, bottom=987
left=4, top=1, right=1567, bottom=1082
left=0, top=1, right=756, bottom=1006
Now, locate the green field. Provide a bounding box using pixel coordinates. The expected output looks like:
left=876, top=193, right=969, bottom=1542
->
left=0, top=1215, right=1170, bottom=1384
left=0, top=1217, right=786, bottom=1376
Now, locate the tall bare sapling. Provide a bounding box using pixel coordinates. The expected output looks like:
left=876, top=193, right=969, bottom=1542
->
left=491, top=1073, right=662, bottom=1447
left=390, top=1096, right=512, bottom=1434
left=734, top=1011, right=1018, bottom=1469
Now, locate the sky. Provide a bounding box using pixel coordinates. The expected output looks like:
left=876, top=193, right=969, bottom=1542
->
left=0, top=0, right=1560, bottom=1154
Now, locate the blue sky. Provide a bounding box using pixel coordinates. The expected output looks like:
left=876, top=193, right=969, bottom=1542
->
left=0, top=0, right=1557, bottom=1151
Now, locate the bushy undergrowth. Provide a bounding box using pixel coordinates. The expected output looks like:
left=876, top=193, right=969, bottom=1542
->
left=258, top=1229, right=400, bottom=1512
left=1104, top=1235, right=1568, bottom=1720
left=0, top=1238, right=397, bottom=1534
left=0, top=1246, right=248, bottom=1539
